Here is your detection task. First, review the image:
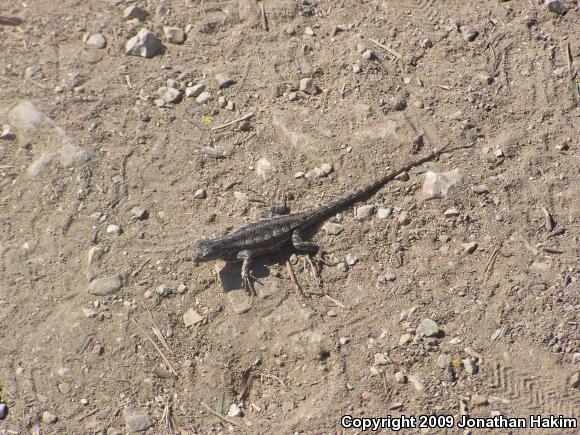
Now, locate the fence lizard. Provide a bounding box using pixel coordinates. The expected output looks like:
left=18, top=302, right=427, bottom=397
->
left=192, top=145, right=455, bottom=291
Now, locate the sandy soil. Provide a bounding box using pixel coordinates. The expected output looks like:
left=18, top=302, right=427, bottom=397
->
left=1, top=0, right=579, bottom=433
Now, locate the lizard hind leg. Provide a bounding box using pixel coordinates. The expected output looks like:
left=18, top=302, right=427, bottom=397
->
left=291, top=230, right=325, bottom=281
left=237, top=250, right=257, bottom=295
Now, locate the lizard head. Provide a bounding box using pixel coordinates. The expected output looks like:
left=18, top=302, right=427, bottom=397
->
left=192, top=238, right=222, bottom=263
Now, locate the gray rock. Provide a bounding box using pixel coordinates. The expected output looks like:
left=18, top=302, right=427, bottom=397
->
left=123, top=407, right=153, bottom=433
left=323, top=222, right=343, bottom=235
left=320, top=163, right=334, bottom=175
left=471, top=184, right=489, bottom=194
left=0, top=125, right=16, bottom=140
left=0, top=403, right=7, bottom=419
left=83, top=308, right=98, bottom=318
left=463, top=28, right=479, bottom=42
left=345, top=253, right=358, bottom=266
left=570, top=371, right=580, bottom=388
left=163, top=27, right=185, bottom=44
left=394, top=372, right=407, bottom=384
left=443, top=208, right=460, bottom=218
left=546, top=0, right=568, bottom=15
left=88, top=274, right=122, bottom=296
left=131, top=207, right=148, bottom=220
left=299, top=77, right=317, bottom=95
left=362, top=49, right=374, bottom=60
left=377, top=208, right=392, bottom=219
left=373, top=353, right=390, bottom=365
left=339, top=336, right=349, bottom=345
left=42, top=411, right=57, bottom=424
left=8, top=100, right=44, bottom=131
left=177, top=283, right=189, bottom=294
left=193, top=188, right=207, bottom=199
left=155, top=284, right=172, bottom=297
left=336, top=262, right=348, bottom=273
left=185, top=83, right=205, bottom=98
left=24, top=65, right=42, bottom=79
left=126, top=29, right=162, bottom=58
left=228, top=403, right=243, bottom=417
left=463, top=358, right=478, bottom=375
left=215, top=72, right=235, bottom=89
left=107, top=224, right=122, bottom=235
left=437, top=354, right=452, bottom=369
left=356, top=205, right=374, bottom=219
left=87, top=33, right=107, bottom=49
left=416, top=318, right=441, bottom=337
left=384, top=271, right=396, bottom=282
left=196, top=91, right=212, bottom=104
left=123, top=5, right=150, bottom=21
left=462, top=242, right=478, bottom=254
left=157, top=86, right=181, bottom=103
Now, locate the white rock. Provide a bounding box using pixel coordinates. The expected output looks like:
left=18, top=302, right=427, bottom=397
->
left=123, top=5, right=149, bottom=21
left=185, top=84, right=205, bottom=97
left=195, top=91, right=212, bottom=103
left=157, top=86, right=181, bottom=103
left=320, top=163, right=333, bottom=175
left=126, top=28, right=162, bottom=58
left=443, top=208, right=460, bottom=218
left=83, top=308, right=98, bottom=318
left=0, top=125, right=16, bottom=140
left=183, top=308, right=203, bottom=326
left=42, top=411, right=57, bottom=424
left=87, top=33, right=107, bottom=49
left=394, top=372, right=407, bottom=384
left=399, top=333, right=413, bottom=345
left=416, top=318, right=441, bottom=337
left=299, top=77, right=317, bottom=95
left=106, top=224, right=121, bottom=235
left=345, top=253, right=358, bottom=266
left=323, top=222, right=343, bottom=235
left=163, top=26, right=185, bottom=44
left=356, top=205, right=374, bottom=219
left=462, top=241, right=478, bottom=254
left=228, top=403, right=243, bottom=417
left=123, top=407, right=153, bottom=432
left=24, top=65, right=42, bottom=79
left=193, top=188, right=206, bottom=199
left=377, top=208, right=392, bottom=219
left=255, top=157, right=272, bottom=180
left=215, top=72, right=235, bottom=89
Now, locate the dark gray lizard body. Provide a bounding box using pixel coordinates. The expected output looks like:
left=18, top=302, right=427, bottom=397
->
left=192, top=146, right=452, bottom=289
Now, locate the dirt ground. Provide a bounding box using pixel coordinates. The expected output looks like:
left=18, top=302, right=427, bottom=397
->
left=1, top=0, right=579, bottom=433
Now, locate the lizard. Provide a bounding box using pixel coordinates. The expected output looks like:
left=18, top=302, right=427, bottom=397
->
left=192, top=144, right=455, bottom=292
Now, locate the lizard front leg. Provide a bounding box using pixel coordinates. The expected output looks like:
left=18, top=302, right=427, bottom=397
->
left=237, top=250, right=256, bottom=295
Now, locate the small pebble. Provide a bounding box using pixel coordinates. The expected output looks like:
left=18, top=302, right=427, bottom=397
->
left=416, top=318, right=441, bottom=338
left=193, top=188, right=207, bottom=199
left=463, top=28, right=479, bottom=41
left=356, top=205, right=374, bottom=219
left=125, top=28, right=162, bottom=58
left=327, top=310, right=337, bottom=317
left=546, top=0, right=568, bottom=15
left=185, top=83, right=205, bottom=98
left=183, top=308, right=203, bottom=326
left=177, top=283, right=188, bottom=294
left=323, top=222, right=343, bottom=235
left=131, top=207, right=148, bottom=220
left=215, top=72, right=235, bottom=89
left=463, top=358, right=478, bottom=375
left=570, top=372, right=580, bottom=388
left=123, top=407, right=154, bottom=432
left=336, top=262, right=348, bottom=273
left=339, top=336, right=349, bottom=345
left=42, top=411, right=58, bottom=424
left=24, top=65, right=42, bottom=79
left=0, top=403, right=7, bottom=419
left=228, top=403, right=243, bottom=417
left=394, top=372, right=407, bottom=384
left=304, top=27, right=315, bottom=36
left=80, top=398, right=89, bottom=406
left=362, top=49, right=374, bottom=60
left=88, top=274, right=123, bottom=296
left=462, top=242, right=478, bottom=254
left=384, top=271, right=396, bottom=282
left=0, top=125, right=16, bottom=140
left=443, top=208, right=460, bottom=218
left=157, top=87, right=181, bottom=104
left=106, top=224, right=121, bottom=235
left=155, top=284, right=172, bottom=297
left=123, top=5, right=149, bottom=21
left=377, top=208, right=392, bottom=219
left=87, top=33, right=107, bottom=49
left=345, top=253, right=358, bottom=266
left=471, top=184, right=489, bottom=194
left=83, top=308, right=98, bottom=318
left=196, top=91, right=212, bottom=104
left=163, top=27, right=185, bottom=44
left=294, top=171, right=305, bottom=179
left=352, top=64, right=362, bottom=74
left=373, top=353, right=390, bottom=365
left=395, top=171, right=410, bottom=181
left=437, top=354, right=452, bottom=369
left=299, top=77, right=317, bottom=95
left=397, top=210, right=410, bottom=225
